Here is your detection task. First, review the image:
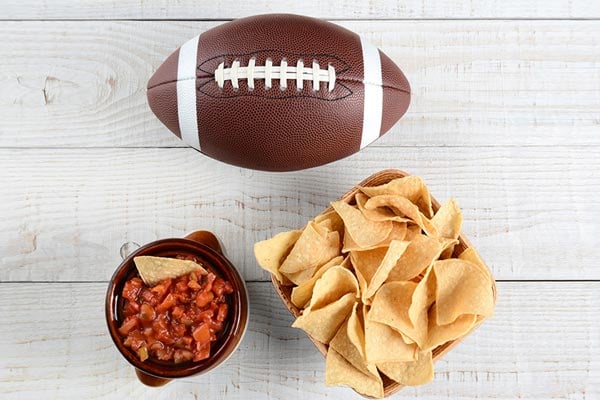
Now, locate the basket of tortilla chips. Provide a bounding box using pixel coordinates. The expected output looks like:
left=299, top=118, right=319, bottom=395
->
left=254, top=169, right=497, bottom=398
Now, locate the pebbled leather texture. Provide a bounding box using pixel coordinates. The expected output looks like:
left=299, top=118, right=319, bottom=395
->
left=147, top=14, right=411, bottom=171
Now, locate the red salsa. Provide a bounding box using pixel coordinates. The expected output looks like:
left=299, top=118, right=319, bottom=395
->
left=118, top=258, right=234, bottom=363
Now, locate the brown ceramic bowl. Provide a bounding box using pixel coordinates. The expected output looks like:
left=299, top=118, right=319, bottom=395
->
left=105, top=231, right=249, bottom=386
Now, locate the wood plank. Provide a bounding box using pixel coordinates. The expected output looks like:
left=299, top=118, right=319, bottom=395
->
left=1, top=20, right=599, bottom=148
left=0, top=282, right=598, bottom=399
left=1, top=146, right=598, bottom=282
left=3, top=0, right=600, bottom=19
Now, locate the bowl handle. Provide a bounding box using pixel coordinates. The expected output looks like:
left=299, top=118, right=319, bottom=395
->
left=135, top=369, right=170, bottom=387
left=184, top=230, right=224, bottom=255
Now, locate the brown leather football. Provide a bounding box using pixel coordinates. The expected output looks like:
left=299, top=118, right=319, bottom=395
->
left=147, top=14, right=410, bottom=171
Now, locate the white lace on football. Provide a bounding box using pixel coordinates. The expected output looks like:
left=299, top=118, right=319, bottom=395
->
left=214, top=58, right=336, bottom=92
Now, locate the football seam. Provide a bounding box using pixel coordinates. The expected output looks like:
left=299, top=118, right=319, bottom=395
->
left=196, top=50, right=351, bottom=76
left=340, top=77, right=411, bottom=94
left=148, top=76, right=409, bottom=95
left=195, top=80, right=354, bottom=101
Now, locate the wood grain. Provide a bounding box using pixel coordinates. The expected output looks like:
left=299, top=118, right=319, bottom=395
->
left=1, top=21, right=599, bottom=148
left=0, top=282, right=598, bottom=399
left=3, top=0, right=600, bottom=20
left=1, top=147, right=598, bottom=282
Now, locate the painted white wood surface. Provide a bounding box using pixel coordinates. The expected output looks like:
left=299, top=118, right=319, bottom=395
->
left=1, top=282, right=599, bottom=400
left=4, top=0, right=600, bottom=19
left=1, top=146, right=598, bottom=282
left=2, top=21, right=599, bottom=148
left=1, top=3, right=599, bottom=399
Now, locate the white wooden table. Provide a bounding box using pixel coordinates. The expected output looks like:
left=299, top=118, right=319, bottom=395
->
left=1, top=1, right=599, bottom=399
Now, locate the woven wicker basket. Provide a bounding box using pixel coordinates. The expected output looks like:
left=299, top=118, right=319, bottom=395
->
left=270, top=169, right=498, bottom=398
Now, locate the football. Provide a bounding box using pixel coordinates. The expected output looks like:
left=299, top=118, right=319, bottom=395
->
left=147, top=14, right=410, bottom=171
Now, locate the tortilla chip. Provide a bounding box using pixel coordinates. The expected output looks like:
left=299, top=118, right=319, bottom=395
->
left=363, top=240, right=410, bottom=301
left=368, top=281, right=428, bottom=348
left=356, top=192, right=411, bottom=223
left=290, top=256, right=345, bottom=308
left=404, top=224, right=422, bottom=241
left=365, top=195, right=437, bottom=237
left=433, top=259, right=495, bottom=325
left=292, top=293, right=356, bottom=344
left=331, top=200, right=392, bottom=248
left=330, top=310, right=379, bottom=377
left=359, top=176, right=434, bottom=218
left=279, top=222, right=340, bottom=284
left=254, top=230, right=302, bottom=284
left=408, top=265, right=437, bottom=327
left=314, top=209, right=345, bottom=235
left=347, top=304, right=366, bottom=359
left=385, top=234, right=451, bottom=282
left=424, top=307, right=477, bottom=351
left=307, top=266, right=359, bottom=311
left=364, top=312, right=417, bottom=363
left=134, top=256, right=207, bottom=286
left=458, top=247, right=494, bottom=284
left=377, top=351, right=434, bottom=386
left=350, top=247, right=388, bottom=301
left=432, top=198, right=463, bottom=258
left=326, top=348, right=384, bottom=398
left=432, top=198, right=462, bottom=240
left=282, top=268, right=316, bottom=287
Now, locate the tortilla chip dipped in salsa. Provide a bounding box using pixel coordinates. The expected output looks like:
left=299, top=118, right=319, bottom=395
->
left=119, top=255, right=233, bottom=364
left=254, top=175, right=496, bottom=398
left=134, top=255, right=207, bottom=286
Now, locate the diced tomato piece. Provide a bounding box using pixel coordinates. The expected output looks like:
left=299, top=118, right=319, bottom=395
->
left=198, top=310, right=214, bottom=324
left=216, top=303, right=228, bottom=322
left=209, top=320, right=223, bottom=333
left=223, top=281, right=234, bottom=294
left=172, top=322, right=186, bottom=337
left=171, top=306, right=184, bottom=319
left=212, top=278, right=226, bottom=296
left=195, top=291, right=214, bottom=308
left=193, top=342, right=210, bottom=361
left=118, top=316, right=139, bottom=336
left=175, top=280, right=188, bottom=292
left=153, top=314, right=169, bottom=332
left=156, top=329, right=174, bottom=345
left=175, top=292, right=191, bottom=304
left=192, top=323, right=211, bottom=344
left=123, top=300, right=140, bottom=316
left=140, top=289, right=155, bottom=303
left=122, top=279, right=142, bottom=301
left=157, top=293, right=177, bottom=313
left=151, top=278, right=172, bottom=300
